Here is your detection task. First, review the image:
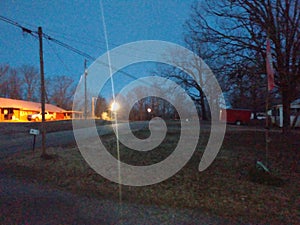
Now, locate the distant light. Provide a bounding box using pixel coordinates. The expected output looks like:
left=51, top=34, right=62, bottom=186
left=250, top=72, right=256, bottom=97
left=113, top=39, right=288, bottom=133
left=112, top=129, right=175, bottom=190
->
left=147, top=108, right=151, bottom=113
left=111, top=101, right=120, bottom=112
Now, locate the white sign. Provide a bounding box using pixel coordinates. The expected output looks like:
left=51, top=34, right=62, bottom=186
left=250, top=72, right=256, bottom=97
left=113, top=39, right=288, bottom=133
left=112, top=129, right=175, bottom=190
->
left=29, top=129, right=40, bottom=135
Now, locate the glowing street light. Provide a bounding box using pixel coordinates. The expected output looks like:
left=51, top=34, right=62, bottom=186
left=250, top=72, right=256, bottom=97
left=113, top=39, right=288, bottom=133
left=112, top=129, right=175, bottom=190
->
left=111, top=101, right=120, bottom=112
left=147, top=107, right=153, bottom=120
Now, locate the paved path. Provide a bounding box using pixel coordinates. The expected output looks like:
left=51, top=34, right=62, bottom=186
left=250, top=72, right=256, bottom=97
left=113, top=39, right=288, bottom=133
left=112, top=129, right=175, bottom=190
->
left=0, top=122, right=148, bottom=159
left=0, top=172, right=224, bottom=224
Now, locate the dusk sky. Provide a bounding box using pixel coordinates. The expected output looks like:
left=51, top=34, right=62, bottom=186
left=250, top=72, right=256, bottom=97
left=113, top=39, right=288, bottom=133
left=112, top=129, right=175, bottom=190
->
left=0, top=0, right=196, bottom=95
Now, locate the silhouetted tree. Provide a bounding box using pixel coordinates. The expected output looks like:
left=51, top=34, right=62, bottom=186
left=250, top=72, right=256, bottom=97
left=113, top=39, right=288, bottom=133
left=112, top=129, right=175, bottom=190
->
left=0, top=64, right=9, bottom=78
left=19, top=65, right=40, bottom=101
left=0, top=64, right=9, bottom=97
left=185, top=0, right=300, bottom=132
left=1, top=68, right=23, bottom=99
left=94, top=96, right=108, bottom=118
left=46, top=75, right=75, bottom=110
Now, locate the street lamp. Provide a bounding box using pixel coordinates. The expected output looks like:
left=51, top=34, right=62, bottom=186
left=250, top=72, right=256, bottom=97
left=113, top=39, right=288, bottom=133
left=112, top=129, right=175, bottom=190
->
left=110, top=101, right=120, bottom=121
left=111, top=101, right=120, bottom=112
left=147, top=107, right=152, bottom=120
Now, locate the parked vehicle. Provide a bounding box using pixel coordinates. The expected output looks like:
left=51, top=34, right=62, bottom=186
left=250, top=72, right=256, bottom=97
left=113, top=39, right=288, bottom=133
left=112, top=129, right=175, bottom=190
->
left=27, top=111, right=54, bottom=121
left=256, top=113, right=266, bottom=120
left=269, top=103, right=300, bottom=128
left=220, top=108, right=252, bottom=125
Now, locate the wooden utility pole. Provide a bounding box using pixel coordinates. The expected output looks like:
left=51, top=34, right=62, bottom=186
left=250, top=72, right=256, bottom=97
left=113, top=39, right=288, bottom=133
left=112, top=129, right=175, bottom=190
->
left=91, top=97, right=95, bottom=118
left=38, top=26, right=47, bottom=157
left=84, top=59, right=88, bottom=119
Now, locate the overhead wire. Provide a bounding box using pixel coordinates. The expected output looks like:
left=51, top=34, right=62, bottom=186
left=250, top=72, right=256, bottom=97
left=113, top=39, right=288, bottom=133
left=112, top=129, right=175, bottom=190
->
left=0, top=15, right=152, bottom=85
left=43, top=29, right=164, bottom=74
left=45, top=38, right=72, bottom=74
left=0, top=15, right=31, bottom=32
left=0, top=15, right=160, bottom=64
left=44, top=27, right=160, bottom=59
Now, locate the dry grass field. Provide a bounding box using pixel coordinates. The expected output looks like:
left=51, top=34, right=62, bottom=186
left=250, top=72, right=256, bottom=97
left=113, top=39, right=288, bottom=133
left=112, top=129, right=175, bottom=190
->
left=1, top=121, right=299, bottom=224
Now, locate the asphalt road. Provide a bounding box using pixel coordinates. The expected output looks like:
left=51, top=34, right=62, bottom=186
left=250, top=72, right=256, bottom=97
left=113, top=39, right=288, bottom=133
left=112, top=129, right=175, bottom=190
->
left=0, top=119, right=281, bottom=160
left=0, top=121, right=148, bottom=159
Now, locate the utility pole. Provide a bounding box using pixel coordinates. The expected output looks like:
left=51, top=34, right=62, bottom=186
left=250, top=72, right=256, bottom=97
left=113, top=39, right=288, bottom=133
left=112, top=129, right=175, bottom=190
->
left=92, top=97, right=95, bottom=119
left=91, top=97, right=98, bottom=118
left=84, top=59, right=88, bottom=119
left=38, top=26, right=47, bottom=157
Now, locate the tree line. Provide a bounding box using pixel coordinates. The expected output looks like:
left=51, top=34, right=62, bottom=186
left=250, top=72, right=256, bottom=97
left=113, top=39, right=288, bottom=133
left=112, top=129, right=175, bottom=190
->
left=89, top=85, right=184, bottom=121
left=0, top=64, right=75, bottom=110
left=115, top=86, right=182, bottom=121
left=157, top=0, right=299, bottom=131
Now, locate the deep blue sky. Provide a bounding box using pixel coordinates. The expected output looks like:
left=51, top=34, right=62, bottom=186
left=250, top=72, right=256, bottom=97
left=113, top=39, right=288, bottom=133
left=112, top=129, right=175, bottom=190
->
left=0, top=0, right=195, bottom=87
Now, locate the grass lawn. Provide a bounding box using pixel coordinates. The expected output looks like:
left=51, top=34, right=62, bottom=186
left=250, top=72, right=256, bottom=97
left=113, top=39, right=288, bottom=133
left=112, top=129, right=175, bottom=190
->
left=2, top=125, right=299, bottom=224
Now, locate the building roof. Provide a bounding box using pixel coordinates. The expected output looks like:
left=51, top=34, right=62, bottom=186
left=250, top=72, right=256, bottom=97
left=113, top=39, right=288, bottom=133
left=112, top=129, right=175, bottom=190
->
left=292, top=98, right=300, bottom=105
left=0, top=97, right=66, bottom=112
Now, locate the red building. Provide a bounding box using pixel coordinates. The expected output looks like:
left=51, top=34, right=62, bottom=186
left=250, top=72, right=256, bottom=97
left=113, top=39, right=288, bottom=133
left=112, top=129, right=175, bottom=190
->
left=220, top=108, right=252, bottom=125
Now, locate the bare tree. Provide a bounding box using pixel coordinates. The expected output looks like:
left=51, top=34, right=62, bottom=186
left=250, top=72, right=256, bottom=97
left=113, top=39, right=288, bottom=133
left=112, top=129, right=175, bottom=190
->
left=1, top=64, right=40, bottom=101
left=0, top=64, right=9, bottom=78
left=94, top=96, right=108, bottom=118
left=0, top=64, right=9, bottom=97
left=160, top=68, right=209, bottom=119
left=122, top=86, right=149, bottom=121
left=46, top=75, right=75, bottom=110
left=154, top=45, right=218, bottom=120
left=1, top=68, right=23, bottom=99
left=227, top=59, right=267, bottom=113
left=185, top=0, right=300, bottom=132
left=19, top=65, right=40, bottom=101
left=118, top=81, right=190, bottom=121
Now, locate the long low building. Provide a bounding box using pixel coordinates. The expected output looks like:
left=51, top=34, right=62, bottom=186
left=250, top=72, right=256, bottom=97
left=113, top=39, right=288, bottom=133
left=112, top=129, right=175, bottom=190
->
left=0, top=97, right=68, bottom=121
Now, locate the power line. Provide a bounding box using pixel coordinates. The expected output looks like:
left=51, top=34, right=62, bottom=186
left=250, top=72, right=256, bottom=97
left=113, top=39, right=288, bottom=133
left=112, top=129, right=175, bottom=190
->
left=0, top=15, right=151, bottom=84
left=45, top=38, right=72, bottom=74
left=43, top=33, right=96, bottom=61
left=0, top=15, right=36, bottom=36
left=0, top=15, right=160, bottom=63
left=44, top=27, right=160, bottom=59
left=43, top=33, right=148, bottom=83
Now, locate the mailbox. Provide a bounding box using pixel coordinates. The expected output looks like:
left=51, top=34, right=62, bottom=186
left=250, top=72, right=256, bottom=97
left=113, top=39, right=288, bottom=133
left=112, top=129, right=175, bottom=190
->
left=29, top=129, right=40, bottom=135
left=29, top=129, right=40, bottom=152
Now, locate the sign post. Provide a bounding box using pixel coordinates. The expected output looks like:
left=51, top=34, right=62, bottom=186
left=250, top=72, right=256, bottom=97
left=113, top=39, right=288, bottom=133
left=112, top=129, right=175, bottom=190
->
left=29, top=129, right=40, bottom=151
